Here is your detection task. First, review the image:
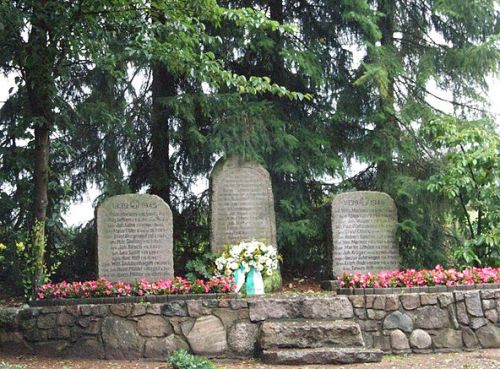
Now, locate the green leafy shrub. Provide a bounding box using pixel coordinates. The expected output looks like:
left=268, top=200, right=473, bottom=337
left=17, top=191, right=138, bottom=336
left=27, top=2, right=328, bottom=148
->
left=168, top=350, right=220, bottom=369
left=185, top=253, right=218, bottom=282
left=0, top=363, right=24, bottom=369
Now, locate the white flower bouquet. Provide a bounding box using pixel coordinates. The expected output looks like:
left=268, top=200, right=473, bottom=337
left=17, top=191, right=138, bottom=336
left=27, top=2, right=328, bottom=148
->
left=215, top=240, right=280, bottom=277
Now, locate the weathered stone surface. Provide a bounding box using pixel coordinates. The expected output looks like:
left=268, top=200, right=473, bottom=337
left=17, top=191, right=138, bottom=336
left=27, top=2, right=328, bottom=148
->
left=390, top=329, right=410, bottom=351
left=57, top=312, right=76, bottom=327
left=383, top=311, right=413, bottom=333
left=230, top=299, right=248, bottom=309
left=462, top=327, right=479, bottom=349
left=447, top=305, right=460, bottom=330
left=385, top=296, right=399, bottom=311
left=367, top=309, right=386, bottom=320
left=101, top=317, right=144, bottom=359
left=187, top=300, right=210, bottom=318
left=76, top=317, right=101, bottom=334
left=457, top=302, right=470, bottom=325
left=482, top=299, right=496, bottom=310
left=302, top=297, right=354, bottom=319
left=143, top=335, right=189, bottom=358
left=186, top=315, right=227, bottom=355
left=476, top=324, right=500, bottom=348
left=228, top=322, right=259, bottom=356
left=41, top=306, right=64, bottom=314
left=354, top=308, right=367, bottom=319
left=359, top=320, right=379, bottom=332
left=109, top=304, right=132, bottom=318
left=65, top=306, right=80, bottom=317
left=464, top=291, right=483, bottom=317
left=212, top=308, right=239, bottom=329
left=414, top=306, right=449, bottom=329
left=432, top=329, right=462, bottom=350
left=401, top=294, right=420, bottom=310
left=47, top=326, right=71, bottom=340
left=470, top=317, right=487, bottom=330
left=180, top=319, right=195, bottom=337
left=210, top=156, right=277, bottom=253
left=373, top=334, right=391, bottom=351
left=372, top=296, right=386, bottom=310
left=147, top=304, right=162, bottom=315
left=131, top=304, right=147, bottom=317
left=438, top=293, right=454, bottom=308
left=259, top=320, right=364, bottom=350
left=485, top=309, right=498, bottom=323
left=365, top=296, right=376, bottom=309
left=80, top=305, right=108, bottom=317
left=331, top=192, right=399, bottom=276
left=37, top=314, right=57, bottom=329
left=137, top=315, right=171, bottom=337
left=248, top=298, right=301, bottom=322
left=162, top=301, right=187, bottom=317
left=481, top=290, right=496, bottom=299
left=34, top=340, right=70, bottom=357
left=0, top=308, right=19, bottom=330
left=420, top=294, right=438, bottom=305
left=97, top=194, right=173, bottom=282
left=349, top=295, right=365, bottom=308
left=261, top=347, right=383, bottom=365
left=409, top=329, right=432, bottom=349
left=64, top=338, right=105, bottom=359
left=0, top=331, right=33, bottom=354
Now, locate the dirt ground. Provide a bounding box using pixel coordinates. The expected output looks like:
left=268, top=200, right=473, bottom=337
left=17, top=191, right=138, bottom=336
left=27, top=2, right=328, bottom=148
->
left=0, top=350, right=499, bottom=369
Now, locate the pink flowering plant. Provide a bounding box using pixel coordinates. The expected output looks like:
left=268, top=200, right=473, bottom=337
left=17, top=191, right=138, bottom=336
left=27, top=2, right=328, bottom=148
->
left=339, top=265, right=500, bottom=288
left=36, top=276, right=235, bottom=300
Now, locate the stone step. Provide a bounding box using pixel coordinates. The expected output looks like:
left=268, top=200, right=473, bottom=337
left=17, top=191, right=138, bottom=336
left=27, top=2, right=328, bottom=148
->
left=259, top=320, right=364, bottom=349
left=262, top=347, right=383, bottom=365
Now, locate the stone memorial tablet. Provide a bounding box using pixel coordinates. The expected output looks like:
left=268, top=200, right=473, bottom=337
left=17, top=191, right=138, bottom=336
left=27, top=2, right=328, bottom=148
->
left=331, top=191, right=399, bottom=277
left=97, top=194, right=173, bottom=282
left=210, top=156, right=277, bottom=253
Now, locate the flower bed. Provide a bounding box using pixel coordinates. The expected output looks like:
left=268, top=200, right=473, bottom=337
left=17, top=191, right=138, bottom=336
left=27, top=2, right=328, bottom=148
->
left=35, top=276, right=235, bottom=300
left=339, top=265, right=500, bottom=288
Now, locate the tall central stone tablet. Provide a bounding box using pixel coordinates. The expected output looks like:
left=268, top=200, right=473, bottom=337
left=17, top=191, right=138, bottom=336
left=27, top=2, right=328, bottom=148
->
left=210, top=156, right=277, bottom=253
left=331, top=191, right=399, bottom=277
left=97, top=194, right=173, bottom=282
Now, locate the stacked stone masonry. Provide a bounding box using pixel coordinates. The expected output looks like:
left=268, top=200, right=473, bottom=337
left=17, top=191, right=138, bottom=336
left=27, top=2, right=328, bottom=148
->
left=0, top=289, right=499, bottom=359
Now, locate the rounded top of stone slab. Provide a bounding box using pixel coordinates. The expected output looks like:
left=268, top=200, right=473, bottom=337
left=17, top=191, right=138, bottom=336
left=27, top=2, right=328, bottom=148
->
left=210, top=155, right=271, bottom=181
left=97, top=194, right=172, bottom=216
left=331, top=191, right=396, bottom=210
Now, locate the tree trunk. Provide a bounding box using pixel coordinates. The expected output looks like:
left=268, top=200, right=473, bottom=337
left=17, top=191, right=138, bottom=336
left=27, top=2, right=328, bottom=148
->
left=374, top=0, right=397, bottom=189
left=25, top=0, right=55, bottom=293
left=150, top=64, right=176, bottom=205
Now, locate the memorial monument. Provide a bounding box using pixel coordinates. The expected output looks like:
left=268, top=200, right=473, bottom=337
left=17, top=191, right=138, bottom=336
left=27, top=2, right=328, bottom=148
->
left=97, top=194, right=173, bottom=282
left=210, top=156, right=277, bottom=253
left=330, top=191, right=399, bottom=277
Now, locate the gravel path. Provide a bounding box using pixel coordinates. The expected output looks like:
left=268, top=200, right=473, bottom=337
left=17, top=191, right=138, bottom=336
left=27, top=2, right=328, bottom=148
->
left=0, top=350, right=499, bottom=369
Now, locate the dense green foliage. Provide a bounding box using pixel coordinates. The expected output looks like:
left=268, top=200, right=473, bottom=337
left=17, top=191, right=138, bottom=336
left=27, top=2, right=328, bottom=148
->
left=0, top=0, right=498, bottom=294
left=169, top=350, right=221, bottom=369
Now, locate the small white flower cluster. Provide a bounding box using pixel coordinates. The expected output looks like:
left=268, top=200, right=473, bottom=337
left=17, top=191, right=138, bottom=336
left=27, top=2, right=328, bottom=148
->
left=215, top=240, right=279, bottom=277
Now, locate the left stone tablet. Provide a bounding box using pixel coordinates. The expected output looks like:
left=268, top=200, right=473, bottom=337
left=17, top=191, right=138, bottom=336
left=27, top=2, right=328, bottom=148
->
left=97, top=194, right=173, bottom=282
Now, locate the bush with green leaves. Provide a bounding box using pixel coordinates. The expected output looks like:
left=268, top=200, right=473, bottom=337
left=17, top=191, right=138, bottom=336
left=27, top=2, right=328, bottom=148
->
left=425, top=117, right=499, bottom=267
left=0, top=363, right=24, bottom=369
left=168, top=350, right=221, bottom=369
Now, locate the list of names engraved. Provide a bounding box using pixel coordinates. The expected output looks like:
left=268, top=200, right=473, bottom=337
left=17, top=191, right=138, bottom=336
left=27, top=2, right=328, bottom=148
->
left=211, top=157, right=277, bottom=253
left=331, top=191, right=399, bottom=276
left=97, top=194, right=173, bottom=282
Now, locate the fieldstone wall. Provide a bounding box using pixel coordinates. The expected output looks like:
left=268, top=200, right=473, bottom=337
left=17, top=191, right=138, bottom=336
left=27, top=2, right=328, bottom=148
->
left=0, top=289, right=499, bottom=359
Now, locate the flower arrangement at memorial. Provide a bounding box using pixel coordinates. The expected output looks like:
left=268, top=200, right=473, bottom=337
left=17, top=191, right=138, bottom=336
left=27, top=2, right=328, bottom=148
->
left=339, top=265, right=500, bottom=289
left=215, top=240, right=280, bottom=277
left=35, top=275, right=235, bottom=300
left=215, top=240, right=280, bottom=295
